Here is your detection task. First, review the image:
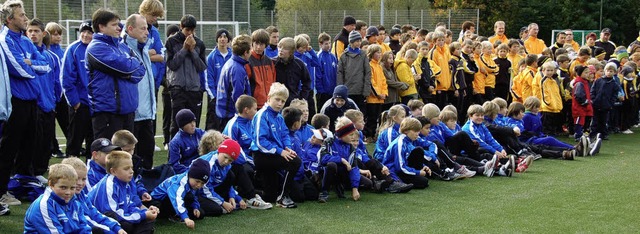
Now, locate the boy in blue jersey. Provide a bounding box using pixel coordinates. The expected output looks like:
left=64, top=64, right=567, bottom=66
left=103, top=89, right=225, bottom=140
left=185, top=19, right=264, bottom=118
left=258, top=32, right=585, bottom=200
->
left=216, top=34, right=252, bottom=128
left=62, top=157, right=125, bottom=234
left=45, top=21, right=68, bottom=159
left=169, top=109, right=205, bottom=174
left=205, top=28, right=232, bottom=130
left=316, top=32, right=338, bottom=112
left=24, top=164, right=93, bottom=233
left=250, top=82, right=301, bottom=208
left=150, top=158, right=209, bottom=229
left=86, top=138, right=121, bottom=191
left=88, top=151, right=158, bottom=234
left=318, top=117, right=363, bottom=202
left=112, top=130, right=152, bottom=202
left=290, top=99, right=315, bottom=145
left=382, top=118, right=431, bottom=189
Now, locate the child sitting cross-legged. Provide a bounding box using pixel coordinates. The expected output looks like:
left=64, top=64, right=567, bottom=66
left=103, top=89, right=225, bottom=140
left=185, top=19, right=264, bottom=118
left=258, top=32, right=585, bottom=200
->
left=382, top=118, right=432, bottom=189
left=150, top=158, right=210, bottom=229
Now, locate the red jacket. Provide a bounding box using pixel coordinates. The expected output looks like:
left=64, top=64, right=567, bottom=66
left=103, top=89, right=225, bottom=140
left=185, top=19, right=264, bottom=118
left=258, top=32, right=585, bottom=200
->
left=572, top=76, right=593, bottom=117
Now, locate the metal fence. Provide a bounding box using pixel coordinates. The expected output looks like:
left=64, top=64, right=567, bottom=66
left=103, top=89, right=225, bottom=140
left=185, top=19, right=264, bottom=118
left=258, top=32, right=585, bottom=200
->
left=23, top=0, right=478, bottom=49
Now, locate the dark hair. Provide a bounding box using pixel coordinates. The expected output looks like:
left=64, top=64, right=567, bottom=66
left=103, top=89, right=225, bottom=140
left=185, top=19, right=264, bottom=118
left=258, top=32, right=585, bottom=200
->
left=235, top=95, right=256, bottom=114
left=416, top=116, right=431, bottom=127
left=28, top=18, right=44, bottom=31
left=180, top=14, right=197, bottom=29
left=92, top=8, right=120, bottom=33
left=507, top=102, right=525, bottom=117
left=282, top=107, right=302, bottom=129
left=251, top=29, right=269, bottom=45
left=166, top=24, right=180, bottom=38
left=311, top=113, right=330, bottom=129
left=377, top=25, right=386, bottom=31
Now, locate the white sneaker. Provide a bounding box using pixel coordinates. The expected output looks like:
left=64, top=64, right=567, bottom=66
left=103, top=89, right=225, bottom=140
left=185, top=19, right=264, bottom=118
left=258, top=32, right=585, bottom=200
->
left=35, top=175, right=48, bottom=184
left=483, top=154, right=498, bottom=177
left=163, top=144, right=169, bottom=151
left=154, top=145, right=161, bottom=151
left=622, top=129, right=633, bottom=134
left=456, top=166, right=476, bottom=178
left=247, top=195, right=273, bottom=210
left=0, top=192, right=21, bottom=206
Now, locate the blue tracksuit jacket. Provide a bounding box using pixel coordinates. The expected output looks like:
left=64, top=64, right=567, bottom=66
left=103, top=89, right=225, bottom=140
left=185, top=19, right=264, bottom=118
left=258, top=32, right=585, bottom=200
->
left=250, top=105, right=292, bottom=155
left=320, top=137, right=360, bottom=188
left=61, top=40, right=90, bottom=107
left=24, top=188, right=92, bottom=233
left=198, top=151, right=242, bottom=205
left=151, top=172, right=201, bottom=221
left=205, top=46, right=232, bottom=98
left=88, top=174, right=147, bottom=224
left=77, top=189, right=122, bottom=233
left=0, top=26, right=50, bottom=101
left=216, top=55, right=251, bottom=119
left=373, top=124, right=400, bottom=161
left=169, top=128, right=206, bottom=174
left=316, top=50, right=338, bottom=95
left=222, top=114, right=254, bottom=165
left=383, top=134, right=422, bottom=181
left=462, top=120, right=504, bottom=153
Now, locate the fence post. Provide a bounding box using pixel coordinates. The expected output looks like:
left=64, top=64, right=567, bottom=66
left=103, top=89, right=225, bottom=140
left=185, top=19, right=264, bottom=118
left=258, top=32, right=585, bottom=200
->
left=125, top=0, right=128, bottom=17
left=395, top=10, right=397, bottom=25
left=476, top=9, right=480, bottom=35
left=319, top=10, right=322, bottom=36
left=104, top=0, right=107, bottom=9
left=216, top=0, right=219, bottom=21
left=380, top=0, right=384, bottom=26
left=182, top=0, right=185, bottom=17
left=421, top=9, right=424, bottom=29
left=295, top=11, right=297, bottom=35
left=32, top=0, right=36, bottom=18
left=247, top=0, right=251, bottom=32
left=232, top=0, right=236, bottom=21
left=81, top=0, right=85, bottom=21
left=448, top=9, right=451, bottom=29
left=58, top=0, right=62, bottom=22
left=368, top=10, right=371, bottom=26
left=271, top=10, right=274, bottom=26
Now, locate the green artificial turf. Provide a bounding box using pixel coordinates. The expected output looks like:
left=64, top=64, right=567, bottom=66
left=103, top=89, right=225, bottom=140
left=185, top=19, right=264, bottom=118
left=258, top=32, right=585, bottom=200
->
left=1, top=131, right=639, bottom=233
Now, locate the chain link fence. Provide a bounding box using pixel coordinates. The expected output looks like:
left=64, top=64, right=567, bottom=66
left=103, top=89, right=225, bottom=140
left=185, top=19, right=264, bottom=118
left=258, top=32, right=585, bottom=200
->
left=23, top=0, right=478, bottom=50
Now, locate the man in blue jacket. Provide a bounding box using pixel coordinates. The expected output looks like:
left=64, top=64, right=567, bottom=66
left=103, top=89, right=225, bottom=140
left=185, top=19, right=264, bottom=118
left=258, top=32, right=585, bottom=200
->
left=0, top=0, right=51, bottom=206
left=123, top=14, right=157, bottom=170
left=86, top=8, right=145, bottom=140
left=61, top=20, right=94, bottom=160
left=216, top=34, right=252, bottom=128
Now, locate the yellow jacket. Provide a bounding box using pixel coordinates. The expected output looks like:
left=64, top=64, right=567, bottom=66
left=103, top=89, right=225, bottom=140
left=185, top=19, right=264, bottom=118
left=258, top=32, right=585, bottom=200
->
left=489, top=34, right=508, bottom=45
left=394, top=58, right=417, bottom=97
left=472, top=54, right=485, bottom=94
left=569, top=40, right=580, bottom=52
left=429, top=46, right=452, bottom=91
left=480, top=53, right=499, bottom=88
left=507, top=53, right=523, bottom=79
left=331, top=40, right=346, bottom=61
left=524, top=36, right=547, bottom=55
left=378, top=41, right=392, bottom=54
left=367, top=59, right=389, bottom=104
left=511, top=71, right=524, bottom=103
left=413, top=54, right=442, bottom=80
left=540, top=75, right=563, bottom=113
left=531, top=70, right=543, bottom=101
left=520, top=66, right=537, bottom=100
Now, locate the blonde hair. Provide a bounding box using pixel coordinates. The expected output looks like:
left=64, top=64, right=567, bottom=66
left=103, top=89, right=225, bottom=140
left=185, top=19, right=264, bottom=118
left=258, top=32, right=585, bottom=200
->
left=400, top=118, right=422, bottom=133
left=278, top=37, right=296, bottom=52
left=432, top=31, right=445, bottom=40
left=467, top=104, right=484, bottom=117
left=378, top=105, right=405, bottom=135
left=111, top=130, right=138, bottom=147
left=48, top=164, right=78, bottom=186
left=289, top=98, right=308, bottom=110
left=199, top=130, right=226, bottom=155
left=422, top=103, right=441, bottom=119
left=407, top=99, right=424, bottom=111
left=404, top=49, right=418, bottom=60
left=492, top=97, right=508, bottom=109
left=61, top=157, right=87, bottom=172
left=439, top=110, right=457, bottom=123
left=268, top=82, right=289, bottom=100
left=334, top=116, right=353, bottom=132
left=105, top=151, right=132, bottom=173
left=442, top=104, right=457, bottom=115
left=449, top=42, right=462, bottom=54
left=367, top=44, right=382, bottom=60
left=523, top=96, right=541, bottom=110
left=481, top=41, right=493, bottom=50
left=45, top=22, right=65, bottom=35
left=344, top=109, right=364, bottom=122
left=541, top=61, right=556, bottom=71
left=482, top=101, right=499, bottom=118
left=294, top=35, right=309, bottom=49
left=138, top=0, right=165, bottom=17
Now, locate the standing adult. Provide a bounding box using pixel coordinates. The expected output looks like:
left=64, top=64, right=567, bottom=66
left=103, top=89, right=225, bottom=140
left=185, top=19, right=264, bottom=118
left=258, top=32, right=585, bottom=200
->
left=61, top=20, right=94, bottom=159
left=0, top=0, right=50, bottom=206
left=488, top=21, right=508, bottom=45
left=564, top=29, right=580, bottom=52
left=332, top=16, right=356, bottom=60
left=124, top=14, right=156, bottom=169
left=165, top=14, right=207, bottom=138
left=595, top=28, right=616, bottom=60
left=86, top=8, right=145, bottom=140
left=524, top=23, right=546, bottom=55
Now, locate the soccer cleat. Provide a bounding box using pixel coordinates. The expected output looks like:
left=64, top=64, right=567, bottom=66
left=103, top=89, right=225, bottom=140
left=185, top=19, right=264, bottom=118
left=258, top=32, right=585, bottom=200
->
left=516, top=155, right=534, bottom=173
left=580, top=135, right=589, bottom=157
left=589, top=138, right=602, bottom=156
left=277, top=196, right=297, bottom=208
left=154, top=145, right=161, bottom=152
left=506, top=155, right=515, bottom=177
left=483, top=154, right=498, bottom=177
left=387, top=181, right=413, bottom=193
left=163, top=144, right=169, bottom=151
left=247, top=195, right=273, bottom=210
left=574, top=142, right=584, bottom=157
left=562, top=150, right=575, bottom=160
left=318, top=191, right=329, bottom=203
left=456, top=166, right=476, bottom=179
left=622, top=129, right=634, bottom=134
left=0, top=205, right=10, bottom=216
left=0, top=192, right=21, bottom=206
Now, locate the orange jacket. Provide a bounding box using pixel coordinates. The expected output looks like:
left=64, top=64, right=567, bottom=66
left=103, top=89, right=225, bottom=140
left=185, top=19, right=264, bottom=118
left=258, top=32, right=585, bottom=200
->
left=367, top=59, right=389, bottom=103
left=524, top=36, right=547, bottom=55
left=429, top=46, right=452, bottom=91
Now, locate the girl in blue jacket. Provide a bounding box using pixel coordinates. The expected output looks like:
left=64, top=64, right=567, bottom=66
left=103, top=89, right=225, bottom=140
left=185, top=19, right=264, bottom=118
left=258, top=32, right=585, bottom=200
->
left=373, top=105, right=406, bottom=161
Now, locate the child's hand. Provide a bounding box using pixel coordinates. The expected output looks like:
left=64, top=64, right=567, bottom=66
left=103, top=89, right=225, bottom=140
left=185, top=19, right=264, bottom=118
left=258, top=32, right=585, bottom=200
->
left=341, top=158, right=352, bottom=171
left=184, top=218, right=195, bottom=229
left=141, top=193, right=152, bottom=202
left=381, top=166, right=390, bottom=176
left=148, top=205, right=160, bottom=214
left=352, top=188, right=360, bottom=201
left=229, top=198, right=237, bottom=209
left=239, top=200, right=247, bottom=210
left=422, top=166, right=431, bottom=176
left=222, top=202, right=234, bottom=213
left=117, top=230, right=128, bottom=234
left=435, top=160, right=441, bottom=168
left=513, top=127, right=521, bottom=136
left=454, top=90, right=459, bottom=97
left=145, top=209, right=158, bottom=220
left=359, top=169, right=371, bottom=179
left=280, top=149, right=295, bottom=161
left=193, top=209, right=200, bottom=218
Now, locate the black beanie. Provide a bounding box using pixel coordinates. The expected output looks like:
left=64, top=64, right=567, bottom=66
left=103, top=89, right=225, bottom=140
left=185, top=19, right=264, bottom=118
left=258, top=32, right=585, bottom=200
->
left=188, top=159, right=211, bottom=182
left=176, top=109, right=196, bottom=128
left=333, top=85, right=348, bottom=99
left=575, top=65, right=587, bottom=77
left=343, top=16, right=356, bottom=26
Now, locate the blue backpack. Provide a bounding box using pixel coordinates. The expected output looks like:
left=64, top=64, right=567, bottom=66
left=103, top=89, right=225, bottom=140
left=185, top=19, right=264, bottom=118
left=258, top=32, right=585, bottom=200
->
left=8, top=174, right=46, bottom=202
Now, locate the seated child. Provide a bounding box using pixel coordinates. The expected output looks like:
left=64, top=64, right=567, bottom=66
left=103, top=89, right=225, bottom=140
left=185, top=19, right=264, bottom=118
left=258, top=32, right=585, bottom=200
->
left=344, top=109, right=413, bottom=193
left=169, top=109, right=206, bottom=174
left=407, top=99, right=425, bottom=117
left=373, top=105, right=406, bottom=161
left=112, top=130, right=151, bottom=203
left=491, top=97, right=509, bottom=126
left=382, top=118, right=431, bottom=189
left=222, top=95, right=258, bottom=187
left=290, top=99, right=315, bottom=145
left=318, top=117, right=363, bottom=202
left=320, top=85, right=359, bottom=131
left=250, top=82, right=301, bottom=208
left=88, top=151, right=158, bottom=233
left=462, top=104, right=515, bottom=177
left=283, top=107, right=319, bottom=203
left=150, top=158, right=209, bottom=229
left=24, top=164, right=92, bottom=233
left=520, top=97, right=583, bottom=155
left=61, top=157, right=125, bottom=234
left=87, top=138, right=121, bottom=191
